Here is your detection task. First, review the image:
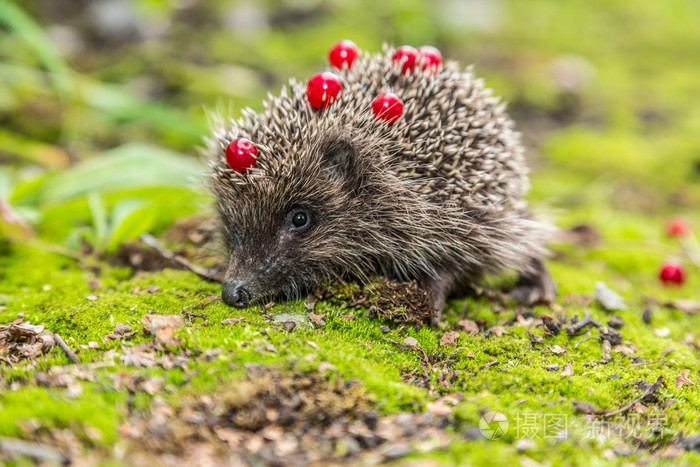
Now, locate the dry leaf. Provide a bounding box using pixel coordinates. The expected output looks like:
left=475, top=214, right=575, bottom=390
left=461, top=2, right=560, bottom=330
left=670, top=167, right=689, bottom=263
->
left=114, top=323, right=133, bottom=335
left=516, top=314, right=541, bottom=328
left=561, top=363, right=574, bottom=377
left=142, top=314, right=184, bottom=346
left=403, top=337, right=418, bottom=348
left=488, top=326, right=511, bottom=337
left=426, top=399, right=453, bottom=416
left=318, top=362, right=336, bottom=372
left=661, top=445, right=684, bottom=459
left=221, top=317, right=244, bottom=325
left=548, top=345, right=567, bottom=355
left=458, top=319, right=479, bottom=335
left=308, top=313, right=326, bottom=326
left=676, top=370, right=695, bottom=388
left=632, top=402, right=647, bottom=413
left=667, top=299, right=700, bottom=314
left=440, top=331, right=459, bottom=347
left=613, top=345, right=635, bottom=357
left=140, top=377, right=164, bottom=395
left=306, top=340, right=319, bottom=350
left=426, top=393, right=463, bottom=416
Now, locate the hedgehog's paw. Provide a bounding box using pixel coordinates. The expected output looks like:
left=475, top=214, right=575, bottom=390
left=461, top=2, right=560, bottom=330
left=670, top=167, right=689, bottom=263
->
left=428, top=312, right=442, bottom=328
left=510, top=259, right=556, bottom=306
left=421, top=271, right=453, bottom=326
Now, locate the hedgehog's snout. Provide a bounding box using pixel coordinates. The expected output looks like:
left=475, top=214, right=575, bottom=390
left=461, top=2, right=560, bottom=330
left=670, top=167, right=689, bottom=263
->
left=222, top=281, right=251, bottom=308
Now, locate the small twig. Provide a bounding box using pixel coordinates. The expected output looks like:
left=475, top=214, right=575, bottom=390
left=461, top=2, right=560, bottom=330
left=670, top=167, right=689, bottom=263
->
left=601, top=376, right=664, bottom=418
left=53, top=333, right=79, bottom=364
left=565, top=313, right=600, bottom=336
left=181, top=308, right=207, bottom=325
left=0, top=437, right=69, bottom=465
left=140, top=233, right=223, bottom=282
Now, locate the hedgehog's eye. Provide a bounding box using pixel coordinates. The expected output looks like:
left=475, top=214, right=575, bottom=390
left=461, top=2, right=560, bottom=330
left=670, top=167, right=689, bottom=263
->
left=290, top=211, right=309, bottom=230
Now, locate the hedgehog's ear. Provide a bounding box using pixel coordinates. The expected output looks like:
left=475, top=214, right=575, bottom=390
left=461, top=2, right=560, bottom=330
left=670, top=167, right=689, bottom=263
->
left=320, top=137, right=357, bottom=183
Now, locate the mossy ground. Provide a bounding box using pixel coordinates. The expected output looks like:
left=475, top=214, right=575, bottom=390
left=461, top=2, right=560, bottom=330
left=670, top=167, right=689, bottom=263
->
left=2, top=229, right=700, bottom=464
left=2, top=0, right=700, bottom=465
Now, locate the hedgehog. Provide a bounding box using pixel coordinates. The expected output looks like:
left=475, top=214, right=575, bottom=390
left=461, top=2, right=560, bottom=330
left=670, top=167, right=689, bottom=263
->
left=207, top=43, right=556, bottom=321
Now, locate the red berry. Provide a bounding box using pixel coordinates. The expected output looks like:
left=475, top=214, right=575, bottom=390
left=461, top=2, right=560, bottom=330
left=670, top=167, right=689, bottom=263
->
left=418, top=45, right=442, bottom=72
left=225, top=138, right=258, bottom=172
left=659, top=262, right=686, bottom=286
left=392, top=46, right=418, bottom=74
left=372, top=93, right=403, bottom=124
left=666, top=218, right=692, bottom=238
left=328, top=40, right=359, bottom=70
left=306, top=72, right=342, bottom=109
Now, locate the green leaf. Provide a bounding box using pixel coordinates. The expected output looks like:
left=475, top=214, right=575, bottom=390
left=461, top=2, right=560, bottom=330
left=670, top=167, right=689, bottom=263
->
left=0, top=0, right=75, bottom=98
left=106, top=199, right=159, bottom=252
left=39, top=143, right=205, bottom=204
left=87, top=192, right=108, bottom=251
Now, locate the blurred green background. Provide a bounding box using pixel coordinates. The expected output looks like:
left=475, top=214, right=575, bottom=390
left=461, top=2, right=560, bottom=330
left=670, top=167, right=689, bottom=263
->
left=1, top=0, right=699, bottom=257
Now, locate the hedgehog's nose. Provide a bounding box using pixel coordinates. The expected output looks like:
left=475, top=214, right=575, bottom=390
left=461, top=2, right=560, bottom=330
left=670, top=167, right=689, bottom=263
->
left=222, top=281, right=251, bottom=308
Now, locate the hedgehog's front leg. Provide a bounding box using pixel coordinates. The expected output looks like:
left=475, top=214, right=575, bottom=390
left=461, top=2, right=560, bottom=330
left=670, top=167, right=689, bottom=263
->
left=421, top=270, right=459, bottom=327
left=510, top=257, right=556, bottom=305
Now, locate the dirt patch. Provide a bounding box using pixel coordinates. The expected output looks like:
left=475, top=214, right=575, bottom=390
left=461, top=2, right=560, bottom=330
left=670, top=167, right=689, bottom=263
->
left=315, top=278, right=437, bottom=323
left=121, top=366, right=456, bottom=466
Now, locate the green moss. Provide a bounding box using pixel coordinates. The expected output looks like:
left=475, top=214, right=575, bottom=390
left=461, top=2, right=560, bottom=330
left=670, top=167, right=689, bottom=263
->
left=0, top=385, right=123, bottom=445
left=2, top=235, right=700, bottom=464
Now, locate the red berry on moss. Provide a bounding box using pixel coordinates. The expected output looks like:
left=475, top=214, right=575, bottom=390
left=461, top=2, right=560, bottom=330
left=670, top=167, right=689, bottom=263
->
left=328, top=40, right=359, bottom=70
left=306, top=72, right=342, bottom=109
left=392, top=46, right=418, bottom=74
left=372, top=93, right=403, bottom=124
left=659, top=262, right=686, bottom=286
left=418, top=45, right=442, bottom=71
left=225, top=138, right=258, bottom=172
left=666, top=218, right=691, bottom=238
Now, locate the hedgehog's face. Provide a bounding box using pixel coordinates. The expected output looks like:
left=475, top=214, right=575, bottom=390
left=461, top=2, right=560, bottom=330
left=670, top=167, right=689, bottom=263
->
left=217, top=137, right=366, bottom=308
